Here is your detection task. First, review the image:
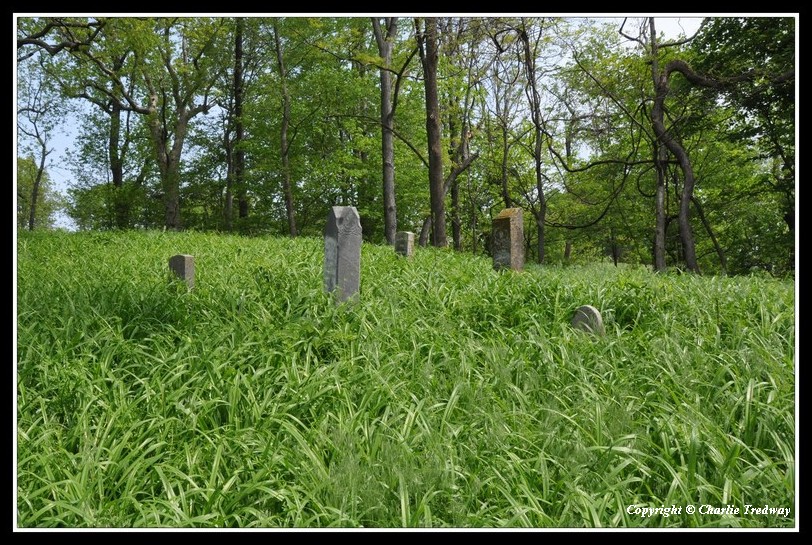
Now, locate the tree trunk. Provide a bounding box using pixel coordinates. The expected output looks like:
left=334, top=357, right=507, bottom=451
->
left=417, top=18, right=446, bottom=247
left=105, top=54, right=130, bottom=230
left=500, top=123, right=512, bottom=208
left=469, top=177, right=479, bottom=254
left=653, top=142, right=668, bottom=272
left=165, top=126, right=185, bottom=230
left=224, top=120, right=233, bottom=231
left=149, top=104, right=191, bottom=231
left=372, top=18, right=398, bottom=245
left=784, top=199, right=794, bottom=271
left=163, top=170, right=181, bottom=230
left=234, top=17, right=247, bottom=223
left=353, top=59, right=375, bottom=238
left=564, top=240, right=572, bottom=262
left=418, top=215, right=432, bottom=247
left=28, top=141, right=48, bottom=231
left=532, top=205, right=546, bottom=264
left=279, top=88, right=296, bottom=237
left=451, top=177, right=461, bottom=250
left=447, top=101, right=462, bottom=251
left=534, top=145, right=546, bottom=265
left=519, top=20, right=547, bottom=264
left=649, top=18, right=700, bottom=273
left=108, top=113, right=122, bottom=187
left=609, top=228, right=620, bottom=266
left=108, top=102, right=130, bottom=229
left=692, top=195, right=727, bottom=274
left=493, top=65, right=513, bottom=208
left=273, top=21, right=297, bottom=237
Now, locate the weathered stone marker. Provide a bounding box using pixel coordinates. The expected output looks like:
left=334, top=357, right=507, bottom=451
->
left=571, top=305, right=605, bottom=336
left=492, top=207, right=524, bottom=271
left=169, top=254, right=195, bottom=289
left=324, top=206, right=362, bottom=302
left=394, top=231, right=415, bottom=258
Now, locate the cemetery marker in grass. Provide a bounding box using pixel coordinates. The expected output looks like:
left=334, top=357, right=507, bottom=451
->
left=395, top=231, right=415, bottom=258
left=492, top=208, right=524, bottom=271
left=324, top=206, right=362, bottom=303
left=571, top=305, right=605, bottom=336
left=169, top=254, right=195, bottom=289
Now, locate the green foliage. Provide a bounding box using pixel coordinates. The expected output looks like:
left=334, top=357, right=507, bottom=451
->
left=541, top=17, right=795, bottom=275
left=62, top=104, right=161, bottom=231
left=17, top=156, right=63, bottom=230
left=690, top=17, right=795, bottom=252
left=17, top=231, right=795, bottom=527
left=67, top=183, right=162, bottom=231
left=16, top=16, right=795, bottom=274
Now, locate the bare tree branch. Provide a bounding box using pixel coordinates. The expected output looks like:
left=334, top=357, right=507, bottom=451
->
left=17, top=18, right=105, bottom=59
left=618, top=18, right=646, bottom=47
left=329, top=112, right=430, bottom=169
left=657, top=18, right=709, bottom=49
left=443, top=152, right=479, bottom=197
left=572, top=52, right=653, bottom=140
left=390, top=46, right=418, bottom=118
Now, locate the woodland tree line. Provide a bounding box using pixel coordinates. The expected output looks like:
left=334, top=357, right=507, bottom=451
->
left=16, top=16, right=795, bottom=276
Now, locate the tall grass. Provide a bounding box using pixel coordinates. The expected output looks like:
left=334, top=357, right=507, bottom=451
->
left=16, top=230, right=795, bottom=528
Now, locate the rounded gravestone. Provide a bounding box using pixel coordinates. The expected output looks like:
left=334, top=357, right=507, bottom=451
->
left=571, top=305, right=605, bottom=336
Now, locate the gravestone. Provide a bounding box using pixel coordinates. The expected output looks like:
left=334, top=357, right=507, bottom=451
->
left=492, top=207, right=524, bottom=271
left=395, top=231, right=415, bottom=258
left=169, top=254, right=195, bottom=289
left=324, top=206, right=362, bottom=302
left=571, top=305, right=605, bottom=336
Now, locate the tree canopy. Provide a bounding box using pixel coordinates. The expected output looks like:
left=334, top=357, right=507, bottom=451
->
left=15, top=15, right=796, bottom=276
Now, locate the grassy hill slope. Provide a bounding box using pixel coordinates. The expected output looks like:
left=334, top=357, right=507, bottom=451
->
left=16, top=230, right=795, bottom=528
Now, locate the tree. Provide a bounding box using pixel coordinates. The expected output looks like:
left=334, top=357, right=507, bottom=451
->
left=16, top=48, right=68, bottom=231
left=17, top=156, right=61, bottom=230
left=481, top=34, right=524, bottom=210
left=242, top=18, right=382, bottom=237
left=515, top=17, right=552, bottom=264
left=371, top=18, right=417, bottom=245
left=691, top=16, right=795, bottom=269
left=64, top=105, right=159, bottom=231
left=639, top=18, right=702, bottom=272
left=17, top=17, right=104, bottom=61
left=624, top=17, right=794, bottom=273
left=48, top=17, right=229, bottom=230
left=20, top=18, right=159, bottom=230
left=14, top=15, right=794, bottom=275
left=415, top=17, right=447, bottom=248
left=224, top=16, right=246, bottom=231
left=371, top=17, right=398, bottom=245
left=535, top=18, right=684, bottom=269
left=271, top=19, right=299, bottom=237
left=438, top=17, right=484, bottom=251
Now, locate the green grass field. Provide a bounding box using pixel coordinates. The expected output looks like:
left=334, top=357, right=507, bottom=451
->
left=15, top=230, right=796, bottom=528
